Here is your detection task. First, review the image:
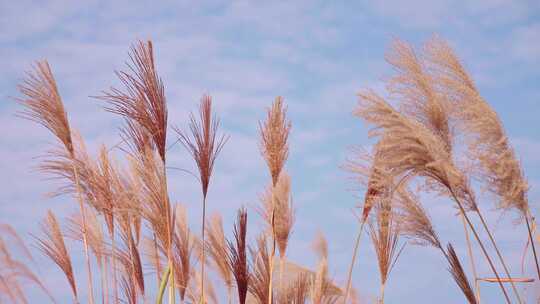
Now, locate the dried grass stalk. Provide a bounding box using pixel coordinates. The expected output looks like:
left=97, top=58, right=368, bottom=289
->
left=227, top=208, right=249, bottom=304
left=35, top=211, right=78, bottom=301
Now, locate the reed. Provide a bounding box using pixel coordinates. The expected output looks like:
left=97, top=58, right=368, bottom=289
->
left=259, top=96, right=291, bottom=304
left=17, top=60, right=96, bottom=304
left=175, top=95, right=227, bottom=302
left=9, top=37, right=539, bottom=304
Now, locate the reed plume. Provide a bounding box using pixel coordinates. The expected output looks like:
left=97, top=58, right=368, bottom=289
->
left=387, top=39, right=452, bottom=151
left=98, top=40, right=168, bottom=162
left=35, top=211, right=78, bottom=302
left=260, top=171, right=295, bottom=259
left=16, top=61, right=73, bottom=154
left=17, top=60, right=95, bottom=304
left=175, top=94, right=227, bottom=302
left=227, top=208, right=249, bottom=304
left=206, top=214, right=233, bottom=302
left=343, top=144, right=391, bottom=304
left=259, top=171, right=295, bottom=292
left=396, top=187, right=481, bottom=303
left=368, top=196, right=403, bottom=304
left=396, top=188, right=442, bottom=250
left=260, top=96, right=291, bottom=186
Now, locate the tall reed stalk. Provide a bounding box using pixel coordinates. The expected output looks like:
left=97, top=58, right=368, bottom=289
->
left=460, top=211, right=481, bottom=303
left=176, top=95, right=227, bottom=303
left=17, top=61, right=95, bottom=304
left=259, top=97, right=291, bottom=304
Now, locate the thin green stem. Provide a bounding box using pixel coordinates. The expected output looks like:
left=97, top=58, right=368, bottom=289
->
left=156, top=265, right=171, bottom=304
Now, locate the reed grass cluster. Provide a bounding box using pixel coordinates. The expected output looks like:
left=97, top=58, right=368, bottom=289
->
left=3, top=36, right=537, bottom=304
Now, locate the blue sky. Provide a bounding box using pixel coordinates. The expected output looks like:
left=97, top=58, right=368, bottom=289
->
left=1, top=1, right=539, bottom=303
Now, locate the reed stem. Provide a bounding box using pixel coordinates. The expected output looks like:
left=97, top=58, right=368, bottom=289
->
left=460, top=211, right=481, bottom=303
left=343, top=219, right=366, bottom=304
left=475, top=208, right=522, bottom=303
left=201, top=195, right=207, bottom=304
left=72, top=163, right=95, bottom=304
left=525, top=212, right=540, bottom=280
left=268, top=207, right=275, bottom=304
left=111, top=232, right=118, bottom=304
left=156, top=265, right=171, bottom=304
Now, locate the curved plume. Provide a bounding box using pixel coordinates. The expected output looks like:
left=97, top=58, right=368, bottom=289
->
left=17, top=61, right=73, bottom=155
left=35, top=211, right=78, bottom=300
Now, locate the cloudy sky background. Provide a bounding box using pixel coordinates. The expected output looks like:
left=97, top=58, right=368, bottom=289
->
left=1, top=1, right=539, bottom=302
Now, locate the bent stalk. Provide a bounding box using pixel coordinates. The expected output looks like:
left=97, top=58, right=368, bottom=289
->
left=343, top=219, right=366, bottom=304
left=475, top=208, right=522, bottom=303
left=448, top=190, right=511, bottom=304
left=525, top=211, right=540, bottom=280
left=460, top=211, right=481, bottom=303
